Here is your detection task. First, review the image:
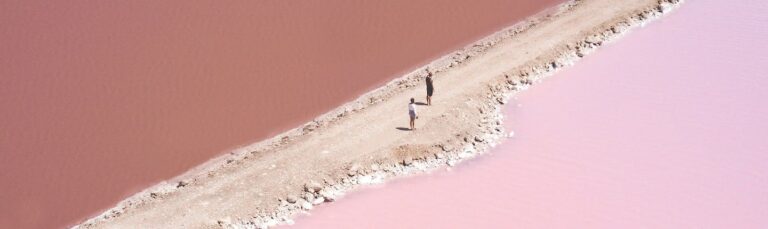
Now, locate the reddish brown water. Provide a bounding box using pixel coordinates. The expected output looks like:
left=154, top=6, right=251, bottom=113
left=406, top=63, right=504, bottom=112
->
left=0, top=1, right=561, bottom=228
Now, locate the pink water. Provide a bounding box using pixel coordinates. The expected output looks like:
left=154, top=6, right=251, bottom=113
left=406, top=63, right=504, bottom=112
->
left=293, top=1, right=768, bottom=228
left=0, top=1, right=564, bottom=228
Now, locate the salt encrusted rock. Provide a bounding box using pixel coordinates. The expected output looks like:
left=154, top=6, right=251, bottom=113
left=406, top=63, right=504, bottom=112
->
left=285, top=195, right=297, bottom=204
left=440, top=144, right=454, bottom=152
left=312, top=197, right=325, bottom=205
left=176, top=181, right=188, bottom=188
left=585, top=34, right=602, bottom=44
left=303, top=192, right=315, bottom=201
left=402, top=158, right=413, bottom=166
left=217, top=218, right=231, bottom=226
left=300, top=201, right=313, bottom=210
left=496, top=97, right=505, bottom=104
left=318, top=189, right=337, bottom=202
left=322, top=176, right=336, bottom=185
left=303, top=182, right=322, bottom=193
left=474, top=136, right=484, bottom=142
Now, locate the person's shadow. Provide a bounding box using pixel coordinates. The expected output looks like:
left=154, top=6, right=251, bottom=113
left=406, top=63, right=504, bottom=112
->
left=395, top=127, right=412, bottom=131
left=414, top=102, right=428, bottom=106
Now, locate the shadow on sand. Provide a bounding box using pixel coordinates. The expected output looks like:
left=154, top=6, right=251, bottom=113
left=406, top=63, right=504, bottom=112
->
left=414, top=102, right=428, bottom=106
left=395, top=127, right=412, bottom=131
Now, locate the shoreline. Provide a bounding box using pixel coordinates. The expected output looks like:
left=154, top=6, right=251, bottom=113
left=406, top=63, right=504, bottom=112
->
left=75, top=0, right=684, bottom=228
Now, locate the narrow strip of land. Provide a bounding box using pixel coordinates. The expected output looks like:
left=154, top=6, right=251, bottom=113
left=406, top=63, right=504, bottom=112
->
left=77, top=0, right=682, bottom=228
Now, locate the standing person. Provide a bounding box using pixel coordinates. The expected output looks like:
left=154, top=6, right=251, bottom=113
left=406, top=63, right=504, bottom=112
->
left=409, top=98, right=418, bottom=130
left=426, top=72, right=434, bottom=106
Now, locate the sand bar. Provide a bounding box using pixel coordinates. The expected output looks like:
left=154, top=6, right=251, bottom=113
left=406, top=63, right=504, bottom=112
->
left=76, top=0, right=683, bottom=227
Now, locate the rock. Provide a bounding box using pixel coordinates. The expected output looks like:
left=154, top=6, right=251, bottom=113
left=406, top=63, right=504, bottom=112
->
left=507, top=131, right=515, bottom=138
left=322, top=177, right=336, bottom=185
left=474, top=136, right=484, bottom=142
left=176, top=181, right=188, bottom=188
left=286, top=195, right=298, bottom=204
left=402, top=158, right=413, bottom=166
left=303, top=124, right=316, bottom=132
left=149, top=193, right=159, bottom=198
left=312, top=197, right=325, bottom=205
left=301, top=201, right=313, bottom=210
left=440, top=144, right=454, bottom=151
left=303, top=192, right=315, bottom=201
left=586, top=36, right=603, bottom=46
left=217, top=218, right=231, bottom=226
left=304, top=182, right=323, bottom=193
left=319, top=190, right=337, bottom=202
left=370, top=164, right=380, bottom=171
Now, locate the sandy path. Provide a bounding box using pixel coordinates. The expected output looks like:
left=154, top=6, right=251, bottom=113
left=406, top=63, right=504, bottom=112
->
left=76, top=0, right=683, bottom=228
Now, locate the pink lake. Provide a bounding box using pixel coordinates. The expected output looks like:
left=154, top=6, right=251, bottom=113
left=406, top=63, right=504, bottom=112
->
left=292, top=0, right=768, bottom=228
left=0, top=0, right=561, bottom=228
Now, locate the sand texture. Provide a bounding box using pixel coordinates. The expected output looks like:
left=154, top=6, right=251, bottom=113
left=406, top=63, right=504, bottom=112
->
left=76, top=0, right=683, bottom=228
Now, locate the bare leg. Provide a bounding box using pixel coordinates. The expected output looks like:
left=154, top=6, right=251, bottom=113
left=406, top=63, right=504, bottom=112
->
left=410, top=118, right=415, bottom=130
left=427, top=96, right=432, bottom=106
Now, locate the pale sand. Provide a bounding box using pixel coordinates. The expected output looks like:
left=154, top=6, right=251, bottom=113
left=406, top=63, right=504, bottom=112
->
left=76, top=0, right=683, bottom=228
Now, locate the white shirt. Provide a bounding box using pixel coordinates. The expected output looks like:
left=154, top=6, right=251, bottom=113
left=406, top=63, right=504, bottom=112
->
left=409, top=103, right=417, bottom=113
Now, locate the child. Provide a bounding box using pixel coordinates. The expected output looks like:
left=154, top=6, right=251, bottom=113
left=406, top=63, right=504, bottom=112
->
left=409, top=98, right=418, bottom=130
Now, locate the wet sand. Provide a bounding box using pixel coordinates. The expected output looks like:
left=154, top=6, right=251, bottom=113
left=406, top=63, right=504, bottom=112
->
left=70, top=0, right=685, bottom=228
left=292, top=0, right=768, bottom=227
left=0, top=1, right=561, bottom=228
